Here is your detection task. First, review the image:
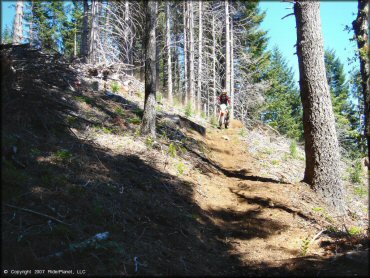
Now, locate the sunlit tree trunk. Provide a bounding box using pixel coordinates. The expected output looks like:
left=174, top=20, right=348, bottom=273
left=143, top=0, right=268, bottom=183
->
left=188, top=1, right=195, bottom=108
left=81, top=0, right=89, bottom=62
left=13, top=1, right=24, bottom=45
left=183, top=1, right=188, bottom=105
left=294, top=1, right=345, bottom=214
left=212, top=13, right=217, bottom=117
left=166, top=1, right=173, bottom=104
left=197, top=1, right=203, bottom=112
left=230, top=15, right=234, bottom=119
left=225, top=0, right=230, bottom=94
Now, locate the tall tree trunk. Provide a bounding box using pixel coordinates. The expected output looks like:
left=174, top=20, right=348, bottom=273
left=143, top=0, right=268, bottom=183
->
left=352, top=0, right=369, bottom=170
left=230, top=15, right=234, bottom=119
left=141, top=0, right=157, bottom=137
left=81, top=0, right=89, bottom=62
left=188, top=1, right=195, bottom=108
left=212, top=13, right=217, bottom=117
left=166, top=2, right=173, bottom=104
left=13, top=1, right=24, bottom=45
left=294, top=1, right=345, bottom=214
left=225, top=0, right=230, bottom=94
left=197, top=1, right=203, bottom=112
left=183, top=1, right=188, bottom=105
left=88, top=0, right=100, bottom=63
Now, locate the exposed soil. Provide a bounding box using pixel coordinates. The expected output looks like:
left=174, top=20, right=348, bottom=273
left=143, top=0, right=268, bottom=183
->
left=1, top=45, right=368, bottom=276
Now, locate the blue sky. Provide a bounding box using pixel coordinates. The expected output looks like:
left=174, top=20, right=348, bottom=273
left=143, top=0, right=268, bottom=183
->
left=2, top=1, right=359, bottom=83
left=259, top=1, right=359, bottom=83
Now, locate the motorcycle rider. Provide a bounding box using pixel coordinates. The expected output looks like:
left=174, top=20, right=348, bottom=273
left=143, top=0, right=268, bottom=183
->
left=217, top=89, right=231, bottom=128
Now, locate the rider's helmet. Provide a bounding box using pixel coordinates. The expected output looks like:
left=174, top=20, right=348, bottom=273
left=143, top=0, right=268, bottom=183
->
left=222, top=89, right=228, bottom=95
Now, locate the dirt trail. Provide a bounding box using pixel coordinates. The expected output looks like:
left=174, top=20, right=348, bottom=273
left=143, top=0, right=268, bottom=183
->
left=189, top=124, right=326, bottom=269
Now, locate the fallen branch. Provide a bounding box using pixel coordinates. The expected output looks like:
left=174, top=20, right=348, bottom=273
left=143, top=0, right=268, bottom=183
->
left=5, top=204, right=70, bottom=226
left=42, top=232, right=110, bottom=260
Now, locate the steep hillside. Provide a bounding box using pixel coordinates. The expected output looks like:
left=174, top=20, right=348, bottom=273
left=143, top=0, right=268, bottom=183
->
left=1, top=44, right=368, bottom=276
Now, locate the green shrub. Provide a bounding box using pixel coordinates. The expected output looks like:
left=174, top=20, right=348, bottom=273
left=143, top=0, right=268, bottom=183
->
left=354, top=186, right=367, bottom=198
left=348, top=226, right=362, bottom=237
left=74, top=95, right=93, bottom=105
left=115, top=107, right=125, bottom=117
left=200, top=111, right=207, bottom=119
left=145, top=137, right=154, bottom=148
left=55, top=149, right=72, bottom=161
left=300, top=237, right=310, bottom=256
left=349, top=160, right=364, bottom=184
left=185, top=103, right=193, bottom=118
left=129, top=116, right=141, bottom=125
left=177, top=162, right=185, bottom=175
left=156, top=92, right=163, bottom=103
left=239, top=128, right=247, bottom=137
left=168, top=143, right=177, bottom=158
left=290, top=140, right=298, bottom=159
left=111, top=81, right=120, bottom=93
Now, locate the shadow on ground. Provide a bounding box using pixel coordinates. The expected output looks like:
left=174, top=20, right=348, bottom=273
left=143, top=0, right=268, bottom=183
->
left=1, top=45, right=367, bottom=276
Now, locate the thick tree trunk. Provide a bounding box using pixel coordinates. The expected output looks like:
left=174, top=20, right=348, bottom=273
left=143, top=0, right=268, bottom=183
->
left=188, top=1, right=195, bottom=108
left=197, top=1, right=203, bottom=112
left=352, top=0, right=369, bottom=171
left=81, top=0, right=89, bottom=62
left=225, top=0, right=230, bottom=94
left=166, top=2, right=173, bottom=104
left=294, top=1, right=345, bottom=214
left=13, top=1, right=24, bottom=45
left=141, top=0, right=157, bottom=138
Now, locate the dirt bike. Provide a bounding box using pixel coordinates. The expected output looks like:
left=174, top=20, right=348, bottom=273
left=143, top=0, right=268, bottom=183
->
left=218, top=104, right=230, bottom=129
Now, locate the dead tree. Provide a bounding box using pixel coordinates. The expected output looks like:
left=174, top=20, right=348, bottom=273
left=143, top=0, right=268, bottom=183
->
left=13, top=1, right=24, bottom=44
left=166, top=1, right=173, bottom=104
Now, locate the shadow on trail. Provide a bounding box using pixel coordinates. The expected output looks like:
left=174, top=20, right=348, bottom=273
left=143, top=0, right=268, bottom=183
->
left=2, top=45, right=366, bottom=276
left=184, top=146, right=288, bottom=184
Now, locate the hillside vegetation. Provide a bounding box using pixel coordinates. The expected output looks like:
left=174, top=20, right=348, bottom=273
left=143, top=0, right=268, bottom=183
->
left=1, top=45, right=368, bottom=276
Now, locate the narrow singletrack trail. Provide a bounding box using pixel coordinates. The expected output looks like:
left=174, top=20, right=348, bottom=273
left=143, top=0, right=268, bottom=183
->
left=190, top=125, right=325, bottom=269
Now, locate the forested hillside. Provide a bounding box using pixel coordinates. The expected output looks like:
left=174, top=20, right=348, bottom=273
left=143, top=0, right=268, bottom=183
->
left=1, top=0, right=368, bottom=276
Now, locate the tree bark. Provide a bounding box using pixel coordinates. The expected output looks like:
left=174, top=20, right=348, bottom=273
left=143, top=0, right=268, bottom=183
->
left=141, top=0, right=157, bottom=138
left=197, top=1, right=203, bottom=112
left=183, top=1, right=188, bottom=105
left=352, top=0, right=369, bottom=171
left=294, top=1, right=345, bottom=214
left=88, top=0, right=100, bottom=63
left=13, top=1, right=24, bottom=45
left=188, top=1, right=195, bottom=108
left=230, top=15, right=234, bottom=119
left=225, top=0, right=230, bottom=94
left=166, top=1, right=173, bottom=104
left=81, top=0, right=89, bottom=62
left=212, top=13, right=217, bottom=117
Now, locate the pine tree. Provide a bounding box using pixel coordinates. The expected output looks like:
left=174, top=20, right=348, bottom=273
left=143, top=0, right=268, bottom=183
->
left=1, top=25, right=13, bottom=44
left=263, top=46, right=302, bottom=140
left=294, top=1, right=345, bottom=214
left=324, top=49, right=358, bottom=155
